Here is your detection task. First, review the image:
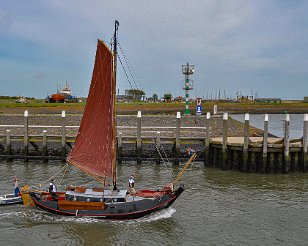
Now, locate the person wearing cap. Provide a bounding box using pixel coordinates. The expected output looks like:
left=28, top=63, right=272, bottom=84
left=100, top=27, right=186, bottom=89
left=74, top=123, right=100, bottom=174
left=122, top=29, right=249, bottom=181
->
left=49, top=179, right=57, bottom=200
left=128, top=175, right=135, bottom=188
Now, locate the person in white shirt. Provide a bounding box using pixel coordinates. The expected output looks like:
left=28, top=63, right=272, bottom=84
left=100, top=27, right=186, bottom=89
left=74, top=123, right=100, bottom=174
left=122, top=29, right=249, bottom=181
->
left=128, top=175, right=135, bottom=188
left=49, top=179, right=57, bottom=200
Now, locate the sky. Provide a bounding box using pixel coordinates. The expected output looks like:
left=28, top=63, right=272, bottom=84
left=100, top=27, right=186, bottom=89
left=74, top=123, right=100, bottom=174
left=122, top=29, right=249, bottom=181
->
left=0, top=0, right=308, bottom=99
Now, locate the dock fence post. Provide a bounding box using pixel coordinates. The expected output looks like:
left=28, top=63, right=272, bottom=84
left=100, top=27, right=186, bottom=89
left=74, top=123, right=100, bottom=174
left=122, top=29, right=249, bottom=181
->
left=242, top=113, right=249, bottom=171
left=136, top=111, right=142, bottom=164
left=24, top=110, right=29, bottom=162
left=61, top=110, right=66, bottom=161
left=222, top=113, right=228, bottom=169
left=262, top=114, right=269, bottom=173
left=205, top=112, right=210, bottom=165
left=6, top=129, right=12, bottom=162
left=303, top=114, right=308, bottom=172
left=156, top=131, right=161, bottom=164
left=175, top=112, right=181, bottom=165
left=42, top=130, right=48, bottom=162
left=284, top=114, right=290, bottom=173
left=117, top=132, right=122, bottom=164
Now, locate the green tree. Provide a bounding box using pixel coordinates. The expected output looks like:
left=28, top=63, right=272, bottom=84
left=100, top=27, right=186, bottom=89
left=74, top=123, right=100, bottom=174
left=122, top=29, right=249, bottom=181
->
left=126, top=89, right=145, bottom=99
left=164, top=93, right=172, bottom=102
left=153, top=94, right=158, bottom=102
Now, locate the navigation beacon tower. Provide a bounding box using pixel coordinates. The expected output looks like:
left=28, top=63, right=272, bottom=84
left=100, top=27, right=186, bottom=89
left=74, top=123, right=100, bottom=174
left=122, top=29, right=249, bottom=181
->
left=182, top=62, right=195, bottom=115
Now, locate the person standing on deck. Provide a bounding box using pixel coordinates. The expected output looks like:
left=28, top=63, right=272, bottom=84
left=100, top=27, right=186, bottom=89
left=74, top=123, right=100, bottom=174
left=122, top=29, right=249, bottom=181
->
left=128, top=175, right=136, bottom=196
left=49, top=179, right=57, bottom=200
left=186, top=147, right=196, bottom=157
left=14, top=176, right=20, bottom=197
left=128, top=175, right=135, bottom=188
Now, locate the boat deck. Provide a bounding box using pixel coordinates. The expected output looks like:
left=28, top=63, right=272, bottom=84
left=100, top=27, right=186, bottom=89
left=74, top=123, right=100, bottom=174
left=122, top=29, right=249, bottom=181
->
left=65, top=188, right=156, bottom=203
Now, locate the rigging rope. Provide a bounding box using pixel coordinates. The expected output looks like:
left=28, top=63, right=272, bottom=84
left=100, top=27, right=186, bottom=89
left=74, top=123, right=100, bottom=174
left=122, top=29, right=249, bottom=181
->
left=35, top=163, right=69, bottom=188
left=117, top=40, right=144, bottom=91
left=160, top=144, right=171, bottom=166
left=117, top=54, right=134, bottom=90
left=154, top=140, right=166, bottom=165
left=153, top=139, right=174, bottom=182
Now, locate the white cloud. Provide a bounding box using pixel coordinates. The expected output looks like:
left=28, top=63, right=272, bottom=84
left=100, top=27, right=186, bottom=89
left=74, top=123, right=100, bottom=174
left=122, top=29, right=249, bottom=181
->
left=0, top=0, right=307, bottom=98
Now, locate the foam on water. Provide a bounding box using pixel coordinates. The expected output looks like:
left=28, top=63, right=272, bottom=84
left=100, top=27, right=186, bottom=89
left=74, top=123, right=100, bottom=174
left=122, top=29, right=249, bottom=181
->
left=0, top=211, right=23, bottom=218
left=138, top=207, right=176, bottom=222
left=21, top=207, right=176, bottom=224
left=22, top=209, right=100, bottom=224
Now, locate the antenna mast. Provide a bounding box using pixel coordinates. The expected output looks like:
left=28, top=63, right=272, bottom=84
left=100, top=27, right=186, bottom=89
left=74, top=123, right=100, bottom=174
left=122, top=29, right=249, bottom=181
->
left=181, top=63, right=195, bottom=115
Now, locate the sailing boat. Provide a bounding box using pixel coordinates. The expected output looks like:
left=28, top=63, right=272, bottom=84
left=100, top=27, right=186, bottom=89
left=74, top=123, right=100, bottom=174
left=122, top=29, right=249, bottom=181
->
left=30, top=21, right=196, bottom=220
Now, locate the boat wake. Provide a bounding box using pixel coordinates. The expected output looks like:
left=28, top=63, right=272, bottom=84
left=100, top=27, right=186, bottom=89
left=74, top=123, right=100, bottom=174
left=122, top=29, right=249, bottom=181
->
left=21, top=207, right=176, bottom=224
left=23, top=210, right=100, bottom=224
left=134, top=207, right=177, bottom=223
left=0, top=211, right=23, bottom=218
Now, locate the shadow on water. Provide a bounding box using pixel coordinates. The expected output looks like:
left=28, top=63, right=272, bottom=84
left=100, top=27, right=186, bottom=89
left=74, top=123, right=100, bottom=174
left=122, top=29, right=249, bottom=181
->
left=204, top=167, right=308, bottom=192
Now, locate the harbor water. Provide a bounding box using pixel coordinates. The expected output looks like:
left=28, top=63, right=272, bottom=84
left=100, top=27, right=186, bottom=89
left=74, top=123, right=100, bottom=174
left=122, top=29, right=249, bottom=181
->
left=0, top=160, right=307, bottom=246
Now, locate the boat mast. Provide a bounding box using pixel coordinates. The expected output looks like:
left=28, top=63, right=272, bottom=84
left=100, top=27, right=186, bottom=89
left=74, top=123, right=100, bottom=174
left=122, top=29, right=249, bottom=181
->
left=112, top=20, right=119, bottom=190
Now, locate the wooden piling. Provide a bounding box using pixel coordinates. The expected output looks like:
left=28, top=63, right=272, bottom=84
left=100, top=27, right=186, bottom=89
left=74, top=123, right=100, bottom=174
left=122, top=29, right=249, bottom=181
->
left=204, top=112, right=210, bottom=165
left=268, top=152, right=275, bottom=173
left=213, top=147, right=218, bottom=167
left=61, top=111, right=66, bottom=161
left=24, top=110, right=29, bottom=162
left=250, top=151, right=256, bottom=172
left=262, top=114, right=268, bottom=173
left=284, top=114, right=290, bottom=173
left=242, top=113, right=249, bottom=172
left=42, top=130, right=48, bottom=162
left=276, top=152, right=283, bottom=173
left=303, top=114, right=308, bottom=172
left=155, top=131, right=161, bottom=164
left=6, top=130, right=12, bottom=162
left=222, top=113, right=228, bottom=169
left=175, top=112, right=181, bottom=165
left=232, top=149, right=239, bottom=170
left=117, top=132, right=123, bottom=164
left=136, top=111, right=142, bottom=164
left=294, top=152, right=299, bottom=171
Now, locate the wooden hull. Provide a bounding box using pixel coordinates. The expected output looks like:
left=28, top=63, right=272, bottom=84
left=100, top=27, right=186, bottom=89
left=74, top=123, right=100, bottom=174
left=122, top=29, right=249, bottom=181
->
left=21, top=188, right=66, bottom=207
left=30, top=186, right=184, bottom=220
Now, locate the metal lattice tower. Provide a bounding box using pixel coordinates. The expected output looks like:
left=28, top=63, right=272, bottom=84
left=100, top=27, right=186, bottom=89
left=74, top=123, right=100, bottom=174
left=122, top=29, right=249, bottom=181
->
left=182, top=63, right=195, bottom=115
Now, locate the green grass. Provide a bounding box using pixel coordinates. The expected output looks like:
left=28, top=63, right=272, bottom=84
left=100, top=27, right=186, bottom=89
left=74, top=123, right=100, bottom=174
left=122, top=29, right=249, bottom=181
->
left=0, top=97, right=307, bottom=112
left=0, top=99, right=86, bottom=108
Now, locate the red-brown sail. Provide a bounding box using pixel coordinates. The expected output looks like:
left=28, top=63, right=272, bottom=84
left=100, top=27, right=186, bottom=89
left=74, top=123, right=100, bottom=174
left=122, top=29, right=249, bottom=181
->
left=67, top=40, right=114, bottom=180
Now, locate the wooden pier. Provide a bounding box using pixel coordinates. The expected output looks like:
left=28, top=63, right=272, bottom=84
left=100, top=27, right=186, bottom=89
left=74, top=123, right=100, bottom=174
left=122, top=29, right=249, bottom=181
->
left=0, top=111, right=307, bottom=173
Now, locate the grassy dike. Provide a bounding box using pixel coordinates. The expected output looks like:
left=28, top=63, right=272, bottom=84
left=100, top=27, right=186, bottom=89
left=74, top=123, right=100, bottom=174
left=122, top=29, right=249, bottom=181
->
left=0, top=98, right=308, bottom=114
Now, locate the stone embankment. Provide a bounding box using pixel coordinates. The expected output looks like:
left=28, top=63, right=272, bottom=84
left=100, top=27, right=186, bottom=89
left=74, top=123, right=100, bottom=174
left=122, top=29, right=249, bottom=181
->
left=0, top=113, right=265, bottom=158
left=0, top=114, right=264, bottom=137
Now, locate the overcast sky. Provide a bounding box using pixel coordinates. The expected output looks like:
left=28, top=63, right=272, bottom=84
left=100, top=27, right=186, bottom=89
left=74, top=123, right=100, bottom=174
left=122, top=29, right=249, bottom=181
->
left=1, top=0, right=307, bottom=99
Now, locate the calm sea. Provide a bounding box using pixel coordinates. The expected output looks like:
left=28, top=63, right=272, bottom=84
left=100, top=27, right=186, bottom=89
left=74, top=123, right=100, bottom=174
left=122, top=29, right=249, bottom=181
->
left=0, top=114, right=307, bottom=245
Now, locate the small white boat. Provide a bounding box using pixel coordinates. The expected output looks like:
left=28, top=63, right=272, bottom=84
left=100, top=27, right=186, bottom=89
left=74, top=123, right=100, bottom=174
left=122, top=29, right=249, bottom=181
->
left=0, top=194, right=23, bottom=205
